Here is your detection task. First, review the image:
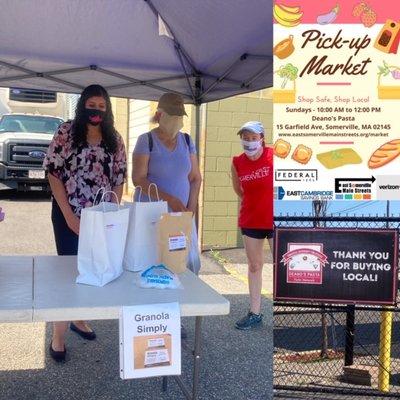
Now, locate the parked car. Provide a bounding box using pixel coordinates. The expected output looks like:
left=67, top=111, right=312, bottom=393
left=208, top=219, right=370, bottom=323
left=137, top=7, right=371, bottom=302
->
left=0, top=113, right=63, bottom=191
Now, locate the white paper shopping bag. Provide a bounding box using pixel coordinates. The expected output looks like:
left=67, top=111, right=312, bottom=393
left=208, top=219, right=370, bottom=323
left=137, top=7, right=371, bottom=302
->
left=123, top=184, right=168, bottom=272
left=77, top=191, right=130, bottom=287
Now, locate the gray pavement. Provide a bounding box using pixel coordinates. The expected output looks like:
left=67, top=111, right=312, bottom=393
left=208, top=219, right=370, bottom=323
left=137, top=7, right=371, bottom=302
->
left=0, top=191, right=273, bottom=400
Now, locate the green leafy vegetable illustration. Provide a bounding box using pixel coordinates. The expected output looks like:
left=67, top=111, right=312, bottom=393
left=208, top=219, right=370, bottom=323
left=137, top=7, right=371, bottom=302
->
left=276, top=63, right=299, bottom=89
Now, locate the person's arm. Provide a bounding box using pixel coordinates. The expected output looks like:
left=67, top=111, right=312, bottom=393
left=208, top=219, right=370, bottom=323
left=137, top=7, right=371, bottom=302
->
left=132, top=153, right=187, bottom=211
left=110, top=133, right=128, bottom=204
left=44, top=123, right=79, bottom=234
left=231, top=163, right=243, bottom=199
left=112, top=184, right=124, bottom=203
left=48, top=173, right=80, bottom=235
left=187, top=154, right=202, bottom=214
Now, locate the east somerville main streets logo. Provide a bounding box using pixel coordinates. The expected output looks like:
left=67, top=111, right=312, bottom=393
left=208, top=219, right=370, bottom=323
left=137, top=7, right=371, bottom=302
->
left=282, top=243, right=328, bottom=285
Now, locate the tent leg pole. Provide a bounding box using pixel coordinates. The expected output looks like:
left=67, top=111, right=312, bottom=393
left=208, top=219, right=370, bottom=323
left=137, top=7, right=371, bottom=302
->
left=195, top=103, right=200, bottom=157
left=162, top=376, right=168, bottom=392
left=192, top=316, right=203, bottom=400
left=194, top=103, right=201, bottom=231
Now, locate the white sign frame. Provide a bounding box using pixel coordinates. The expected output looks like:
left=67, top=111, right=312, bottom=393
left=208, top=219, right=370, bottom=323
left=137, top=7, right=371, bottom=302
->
left=119, top=302, right=181, bottom=379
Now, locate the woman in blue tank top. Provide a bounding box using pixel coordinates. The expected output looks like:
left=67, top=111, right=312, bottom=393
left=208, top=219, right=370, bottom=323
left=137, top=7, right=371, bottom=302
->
left=131, top=93, right=202, bottom=278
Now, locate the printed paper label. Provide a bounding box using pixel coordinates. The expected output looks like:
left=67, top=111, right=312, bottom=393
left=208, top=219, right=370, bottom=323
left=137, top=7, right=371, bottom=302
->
left=168, top=235, right=186, bottom=251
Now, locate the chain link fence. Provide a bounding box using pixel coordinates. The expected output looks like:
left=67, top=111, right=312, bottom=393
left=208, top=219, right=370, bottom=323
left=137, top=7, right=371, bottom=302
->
left=274, top=215, right=400, bottom=399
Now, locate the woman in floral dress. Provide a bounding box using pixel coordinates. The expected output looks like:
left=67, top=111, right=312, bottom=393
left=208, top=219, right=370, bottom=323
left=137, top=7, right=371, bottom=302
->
left=43, top=84, right=127, bottom=361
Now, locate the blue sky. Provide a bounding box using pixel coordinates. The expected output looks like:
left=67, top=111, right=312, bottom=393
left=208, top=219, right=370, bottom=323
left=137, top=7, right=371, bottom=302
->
left=275, top=200, right=400, bottom=217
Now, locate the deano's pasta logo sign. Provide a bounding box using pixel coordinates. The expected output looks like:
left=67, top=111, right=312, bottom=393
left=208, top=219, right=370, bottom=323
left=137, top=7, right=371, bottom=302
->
left=282, top=243, right=328, bottom=285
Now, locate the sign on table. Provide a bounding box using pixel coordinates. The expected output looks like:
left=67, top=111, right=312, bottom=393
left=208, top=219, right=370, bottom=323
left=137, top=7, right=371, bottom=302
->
left=274, top=228, right=398, bottom=305
left=119, top=302, right=181, bottom=379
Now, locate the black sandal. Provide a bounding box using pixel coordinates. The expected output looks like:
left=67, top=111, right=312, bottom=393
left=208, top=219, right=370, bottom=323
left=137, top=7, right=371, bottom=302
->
left=49, top=343, right=66, bottom=362
left=70, top=322, right=97, bottom=340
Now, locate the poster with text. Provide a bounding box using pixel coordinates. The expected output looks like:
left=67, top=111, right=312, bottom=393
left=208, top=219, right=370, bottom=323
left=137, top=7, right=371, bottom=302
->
left=119, top=302, right=181, bottom=379
left=274, top=228, right=398, bottom=304
left=273, top=1, right=400, bottom=201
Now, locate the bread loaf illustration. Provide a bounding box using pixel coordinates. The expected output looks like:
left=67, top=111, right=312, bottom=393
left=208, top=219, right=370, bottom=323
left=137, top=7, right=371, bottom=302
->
left=368, top=139, right=400, bottom=168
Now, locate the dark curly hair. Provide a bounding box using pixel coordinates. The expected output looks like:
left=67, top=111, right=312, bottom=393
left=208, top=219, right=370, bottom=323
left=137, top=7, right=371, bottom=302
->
left=72, top=84, right=117, bottom=153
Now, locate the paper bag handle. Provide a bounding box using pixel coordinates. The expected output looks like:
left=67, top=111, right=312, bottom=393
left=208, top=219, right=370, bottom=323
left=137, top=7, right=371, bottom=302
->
left=101, top=191, right=120, bottom=211
left=148, top=182, right=161, bottom=202
left=94, top=187, right=106, bottom=205
left=134, top=186, right=143, bottom=202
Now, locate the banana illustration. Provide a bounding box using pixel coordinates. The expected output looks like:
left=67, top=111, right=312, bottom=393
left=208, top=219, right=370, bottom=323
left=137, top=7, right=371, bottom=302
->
left=274, top=13, right=301, bottom=27
left=279, top=5, right=301, bottom=14
left=274, top=3, right=303, bottom=28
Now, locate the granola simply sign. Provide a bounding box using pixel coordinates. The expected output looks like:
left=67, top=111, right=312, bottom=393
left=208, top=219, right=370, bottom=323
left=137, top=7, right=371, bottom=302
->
left=119, top=302, right=181, bottom=379
left=273, top=1, right=400, bottom=201
left=274, top=228, right=398, bottom=304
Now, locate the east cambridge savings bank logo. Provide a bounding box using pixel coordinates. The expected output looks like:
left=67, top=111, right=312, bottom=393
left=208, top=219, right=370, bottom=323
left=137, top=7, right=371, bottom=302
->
left=274, top=187, right=334, bottom=200
left=274, top=186, right=286, bottom=200
left=282, top=243, right=328, bottom=285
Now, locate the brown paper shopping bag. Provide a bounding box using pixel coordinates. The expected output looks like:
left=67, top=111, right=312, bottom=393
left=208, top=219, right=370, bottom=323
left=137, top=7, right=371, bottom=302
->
left=157, top=212, right=193, bottom=273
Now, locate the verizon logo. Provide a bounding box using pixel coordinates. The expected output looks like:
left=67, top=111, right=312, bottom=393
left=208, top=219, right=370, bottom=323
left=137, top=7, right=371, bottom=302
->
left=379, top=185, right=400, bottom=190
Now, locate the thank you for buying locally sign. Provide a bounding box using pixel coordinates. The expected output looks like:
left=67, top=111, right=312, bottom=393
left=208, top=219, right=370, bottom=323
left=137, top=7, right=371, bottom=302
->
left=274, top=228, right=398, bottom=304
left=119, top=302, right=181, bottom=379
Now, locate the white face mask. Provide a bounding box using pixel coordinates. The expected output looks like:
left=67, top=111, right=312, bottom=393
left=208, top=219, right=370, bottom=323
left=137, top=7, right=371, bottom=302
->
left=159, top=112, right=184, bottom=137
left=241, top=139, right=262, bottom=156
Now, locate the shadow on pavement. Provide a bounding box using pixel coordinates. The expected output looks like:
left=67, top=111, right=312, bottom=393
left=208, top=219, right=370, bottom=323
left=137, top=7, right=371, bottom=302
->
left=0, top=189, right=51, bottom=202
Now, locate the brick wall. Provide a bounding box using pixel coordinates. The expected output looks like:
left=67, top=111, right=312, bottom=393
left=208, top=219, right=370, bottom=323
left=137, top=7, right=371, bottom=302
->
left=127, top=100, right=153, bottom=195
left=110, top=97, right=129, bottom=194
left=112, top=98, right=129, bottom=140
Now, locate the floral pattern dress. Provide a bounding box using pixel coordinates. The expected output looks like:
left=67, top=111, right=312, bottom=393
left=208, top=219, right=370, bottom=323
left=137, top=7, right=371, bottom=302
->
left=43, top=121, right=127, bottom=217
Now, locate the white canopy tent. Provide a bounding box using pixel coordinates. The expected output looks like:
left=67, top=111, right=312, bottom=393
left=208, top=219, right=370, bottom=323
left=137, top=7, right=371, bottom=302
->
left=0, top=0, right=273, bottom=144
